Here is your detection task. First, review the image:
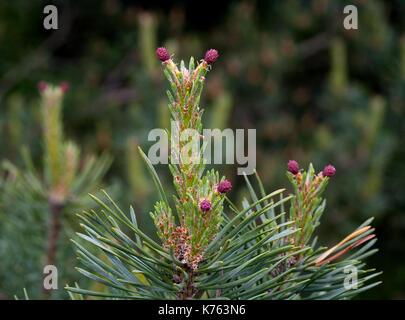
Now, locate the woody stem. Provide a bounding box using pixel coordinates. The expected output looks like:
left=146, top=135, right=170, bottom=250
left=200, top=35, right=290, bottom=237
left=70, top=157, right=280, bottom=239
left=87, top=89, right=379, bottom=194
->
left=42, top=198, right=63, bottom=298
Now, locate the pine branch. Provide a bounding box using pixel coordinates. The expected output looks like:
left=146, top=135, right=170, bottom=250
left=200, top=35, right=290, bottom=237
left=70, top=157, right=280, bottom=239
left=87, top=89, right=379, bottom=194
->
left=65, top=48, right=380, bottom=301
left=0, top=82, right=112, bottom=299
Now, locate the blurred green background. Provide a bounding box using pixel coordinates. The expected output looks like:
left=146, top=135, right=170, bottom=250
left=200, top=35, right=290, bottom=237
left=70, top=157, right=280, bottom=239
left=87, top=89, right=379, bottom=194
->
left=0, top=0, right=404, bottom=299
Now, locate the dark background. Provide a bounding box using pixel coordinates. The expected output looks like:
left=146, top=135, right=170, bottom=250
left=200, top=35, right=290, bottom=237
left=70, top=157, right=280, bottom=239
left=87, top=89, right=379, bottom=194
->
left=0, top=0, right=404, bottom=299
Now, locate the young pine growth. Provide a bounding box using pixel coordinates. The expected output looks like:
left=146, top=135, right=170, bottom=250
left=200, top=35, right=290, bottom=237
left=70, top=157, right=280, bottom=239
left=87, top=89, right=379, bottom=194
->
left=0, top=82, right=112, bottom=299
left=66, top=49, right=380, bottom=300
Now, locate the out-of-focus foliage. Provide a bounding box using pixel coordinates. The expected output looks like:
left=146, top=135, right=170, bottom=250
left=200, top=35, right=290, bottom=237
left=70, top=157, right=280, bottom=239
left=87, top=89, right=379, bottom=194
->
left=0, top=0, right=404, bottom=299
left=0, top=84, right=113, bottom=299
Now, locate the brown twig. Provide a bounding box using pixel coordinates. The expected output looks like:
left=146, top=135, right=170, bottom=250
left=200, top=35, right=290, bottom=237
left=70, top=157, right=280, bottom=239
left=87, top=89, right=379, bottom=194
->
left=177, top=268, right=195, bottom=300
left=216, top=270, right=223, bottom=298
left=42, top=198, right=64, bottom=298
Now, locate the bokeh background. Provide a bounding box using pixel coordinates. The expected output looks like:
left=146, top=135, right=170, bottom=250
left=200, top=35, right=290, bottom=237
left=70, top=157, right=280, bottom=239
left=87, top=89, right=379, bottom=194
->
left=0, top=0, right=404, bottom=299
